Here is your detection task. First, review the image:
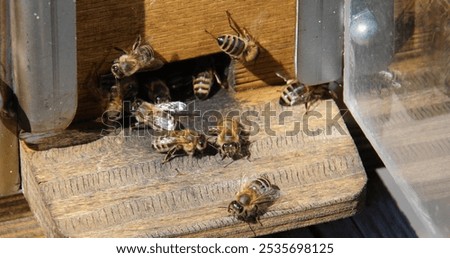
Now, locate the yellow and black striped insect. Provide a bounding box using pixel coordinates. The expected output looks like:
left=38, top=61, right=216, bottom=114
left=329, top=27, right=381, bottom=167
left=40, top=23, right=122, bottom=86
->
left=192, top=67, right=223, bottom=100
left=208, top=116, right=249, bottom=160
left=152, top=129, right=208, bottom=163
left=228, top=175, right=280, bottom=224
left=276, top=73, right=338, bottom=112
left=111, top=35, right=164, bottom=79
left=205, top=11, right=259, bottom=63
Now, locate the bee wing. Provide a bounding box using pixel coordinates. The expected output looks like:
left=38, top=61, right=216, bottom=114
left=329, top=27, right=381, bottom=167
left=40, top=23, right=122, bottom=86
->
left=252, top=187, right=280, bottom=206
left=144, top=57, right=165, bottom=71
left=157, top=135, right=180, bottom=145
left=155, top=101, right=188, bottom=113
left=152, top=110, right=177, bottom=131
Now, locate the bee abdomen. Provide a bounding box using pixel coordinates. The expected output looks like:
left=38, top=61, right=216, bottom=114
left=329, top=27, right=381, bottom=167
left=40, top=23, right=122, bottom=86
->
left=193, top=72, right=213, bottom=99
left=218, top=35, right=246, bottom=59
left=249, top=177, right=273, bottom=194
left=280, top=83, right=306, bottom=106
left=152, top=140, right=171, bottom=153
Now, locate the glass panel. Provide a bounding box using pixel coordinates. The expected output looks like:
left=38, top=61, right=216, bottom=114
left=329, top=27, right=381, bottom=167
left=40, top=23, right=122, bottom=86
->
left=344, top=0, right=449, bottom=237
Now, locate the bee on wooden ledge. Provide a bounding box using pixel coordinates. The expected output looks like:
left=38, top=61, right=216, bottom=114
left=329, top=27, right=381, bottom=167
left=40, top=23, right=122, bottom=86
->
left=228, top=175, right=280, bottom=225
left=276, top=72, right=340, bottom=113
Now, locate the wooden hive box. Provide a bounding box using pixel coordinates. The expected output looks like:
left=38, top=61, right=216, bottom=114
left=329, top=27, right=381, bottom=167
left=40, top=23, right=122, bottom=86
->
left=20, top=0, right=367, bottom=237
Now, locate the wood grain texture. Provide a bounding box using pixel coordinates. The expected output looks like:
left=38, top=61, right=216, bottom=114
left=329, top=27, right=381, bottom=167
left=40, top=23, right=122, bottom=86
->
left=76, top=0, right=295, bottom=122
left=21, top=89, right=367, bottom=237
left=20, top=0, right=366, bottom=237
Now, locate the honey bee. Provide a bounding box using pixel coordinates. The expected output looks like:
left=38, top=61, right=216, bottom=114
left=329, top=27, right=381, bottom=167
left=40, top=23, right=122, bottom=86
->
left=111, top=35, right=164, bottom=79
left=103, top=75, right=139, bottom=123
left=206, top=11, right=259, bottom=63
left=228, top=175, right=280, bottom=224
left=208, top=116, right=249, bottom=160
left=152, top=129, right=208, bottom=163
left=131, top=99, right=187, bottom=131
left=192, top=67, right=223, bottom=100
left=276, top=73, right=338, bottom=112
left=144, top=78, right=171, bottom=104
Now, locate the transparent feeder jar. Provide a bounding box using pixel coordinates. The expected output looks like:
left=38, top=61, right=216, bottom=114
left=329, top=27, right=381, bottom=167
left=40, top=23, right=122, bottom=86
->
left=344, top=0, right=450, bottom=237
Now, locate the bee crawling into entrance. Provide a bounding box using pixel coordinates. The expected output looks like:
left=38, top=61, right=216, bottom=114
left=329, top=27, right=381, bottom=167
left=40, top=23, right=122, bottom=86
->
left=205, top=11, right=259, bottom=63
left=228, top=175, right=280, bottom=225
left=111, top=35, right=164, bottom=79
left=151, top=129, right=208, bottom=164
left=276, top=72, right=339, bottom=113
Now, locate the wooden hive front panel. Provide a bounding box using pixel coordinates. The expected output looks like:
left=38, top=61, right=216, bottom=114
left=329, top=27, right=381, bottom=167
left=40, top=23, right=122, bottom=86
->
left=76, top=0, right=296, bottom=122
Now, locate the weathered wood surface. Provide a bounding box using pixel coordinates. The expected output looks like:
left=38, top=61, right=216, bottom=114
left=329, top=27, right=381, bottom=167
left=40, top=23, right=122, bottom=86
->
left=76, top=0, right=295, bottom=122
left=21, top=89, right=367, bottom=237
left=4, top=106, right=419, bottom=238
left=0, top=194, right=45, bottom=238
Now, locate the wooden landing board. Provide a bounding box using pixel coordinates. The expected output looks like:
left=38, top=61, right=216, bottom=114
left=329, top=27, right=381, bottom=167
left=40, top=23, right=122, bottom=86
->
left=21, top=87, right=366, bottom=237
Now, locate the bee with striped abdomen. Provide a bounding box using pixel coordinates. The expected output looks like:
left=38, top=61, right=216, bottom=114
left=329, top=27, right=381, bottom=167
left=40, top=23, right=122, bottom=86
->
left=206, top=11, right=259, bottom=63
left=228, top=175, right=280, bottom=224
left=192, top=67, right=223, bottom=100
left=131, top=99, right=187, bottom=131
left=152, top=129, right=208, bottom=163
left=276, top=72, right=338, bottom=112
left=111, top=35, right=164, bottom=79
left=208, top=116, right=249, bottom=160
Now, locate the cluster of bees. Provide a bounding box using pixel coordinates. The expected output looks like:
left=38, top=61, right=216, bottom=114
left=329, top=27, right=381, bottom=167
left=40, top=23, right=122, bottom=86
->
left=96, top=11, right=338, bottom=225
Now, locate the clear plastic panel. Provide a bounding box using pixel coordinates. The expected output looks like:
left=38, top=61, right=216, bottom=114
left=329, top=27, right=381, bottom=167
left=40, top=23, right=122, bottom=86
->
left=344, top=0, right=449, bottom=237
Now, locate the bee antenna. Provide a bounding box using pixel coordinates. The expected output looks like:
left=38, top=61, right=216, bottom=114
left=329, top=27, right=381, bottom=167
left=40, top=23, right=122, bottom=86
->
left=113, top=47, right=127, bottom=54
left=224, top=159, right=235, bottom=168
left=204, top=29, right=217, bottom=40
left=275, top=72, right=289, bottom=82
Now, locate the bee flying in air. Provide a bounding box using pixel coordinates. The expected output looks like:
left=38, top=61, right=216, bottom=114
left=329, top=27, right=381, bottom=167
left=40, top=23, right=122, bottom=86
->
left=144, top=78, right=172, bottom=104
left=131, top=99, right=187, bottom=132
left=152, top=129, right=208, bottom=163
left=111, top=35, right=164, bottom=79
left=208, top=116, right=249, bottom=160
left=205, top=11, right=259, bottom=63
left=228, top=175, right=280, bottom=224
left=276, top=72, right=338, bottom=112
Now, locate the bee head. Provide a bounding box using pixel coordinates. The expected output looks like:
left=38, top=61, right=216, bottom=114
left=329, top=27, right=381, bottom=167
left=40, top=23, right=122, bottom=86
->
left=111, top=63, right=124, bottom=79
left=222, top=142, right=240, bottom=158
left=196, top=134, right=208, bottom=150
left=229, top=200, right=244, bottom=215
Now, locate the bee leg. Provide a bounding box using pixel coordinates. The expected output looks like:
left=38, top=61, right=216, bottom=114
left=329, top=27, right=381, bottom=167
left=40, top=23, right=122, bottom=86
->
left=162, top=145, right=182, bottom=164
left=253, top=206, right=264, bottom=226
left=226, top=10, right=244, bottom=36
left=247, top=222, right=257, bottom=237
left=132, top=35, right=142, bottom=51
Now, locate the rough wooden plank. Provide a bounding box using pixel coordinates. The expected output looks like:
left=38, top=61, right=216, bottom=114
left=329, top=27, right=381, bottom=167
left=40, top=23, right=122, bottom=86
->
left=0, top=194, right=45, bottom=238
left=21, top=91, right=367, bottom=237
